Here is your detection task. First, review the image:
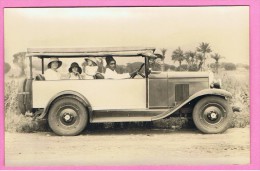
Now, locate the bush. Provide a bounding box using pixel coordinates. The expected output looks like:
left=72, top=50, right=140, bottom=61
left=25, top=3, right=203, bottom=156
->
left=5, top=62, right=11, bottom=74
left=164, top=64, right=176, bottom=71
left=224, top=63, right=236, bottom=71
left=215, top=71, right=249, bottom=128
left=188, top=64, right=199, bottom=71
left=169, top=65, right=176, bottom=71
left=5, top=78, right=48, bottom=133
left=177, top=64, right=188, bottom=71
left=243, top=65, right=249, bottom=70
left=116, top=65, right=127, bottom=74
left=152, top=117, right=189, bottom=129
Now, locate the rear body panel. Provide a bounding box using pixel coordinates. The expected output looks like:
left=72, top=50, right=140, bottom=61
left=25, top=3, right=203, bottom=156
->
left=33, top=79, right=146, bottom=110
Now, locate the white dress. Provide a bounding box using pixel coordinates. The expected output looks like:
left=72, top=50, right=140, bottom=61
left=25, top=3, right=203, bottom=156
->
left=44, top=69, right=61, bottom=80
left=84, top=66, right=98, bottom=79
left=104, top=68, right=130, bottom=79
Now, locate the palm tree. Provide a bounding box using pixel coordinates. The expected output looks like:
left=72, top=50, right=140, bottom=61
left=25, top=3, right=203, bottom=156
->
left=160, top=48, right=167, bottom=71
left=211, top=53, right=224, bottom=73
left=185, top=51, right=197, bottom=67
left=195, top=53, right=204, bottom=71
left=196, top=42, right=212, bottom=71
left=172, top=47, right=185, bottom=68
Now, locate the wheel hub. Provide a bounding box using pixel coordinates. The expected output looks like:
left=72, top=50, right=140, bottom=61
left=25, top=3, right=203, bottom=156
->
left=203, top=105, right=224, bottom=124
left=59, top=108, right=77, bottom=125
left=63, top=113, right=74, bottom=122
left=207, top=111, right=218, bottom=121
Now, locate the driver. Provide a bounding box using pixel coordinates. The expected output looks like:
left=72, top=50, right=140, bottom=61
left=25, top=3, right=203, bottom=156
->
left=104, top=56, right=138, bottom=79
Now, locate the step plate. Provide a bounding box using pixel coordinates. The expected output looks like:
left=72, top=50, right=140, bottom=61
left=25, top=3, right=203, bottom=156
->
left=91, top=109, right=167, bottom=123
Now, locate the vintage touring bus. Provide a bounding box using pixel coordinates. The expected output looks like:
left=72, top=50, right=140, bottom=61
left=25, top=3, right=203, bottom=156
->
left=18, top=47, right=233, bottom=136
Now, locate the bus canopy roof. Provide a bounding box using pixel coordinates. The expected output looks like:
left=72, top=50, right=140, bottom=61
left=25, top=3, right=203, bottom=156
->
left=26, top=47, right=157, bottom=58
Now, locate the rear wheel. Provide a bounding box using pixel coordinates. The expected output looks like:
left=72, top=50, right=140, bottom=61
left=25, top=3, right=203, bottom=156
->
left=192, top=96, right=232, bottom=134
left=48, top=97, right=88, bottom=136
left=17, top=78, right=32, bottom=114
left=17, top=79, right=27, bottom=114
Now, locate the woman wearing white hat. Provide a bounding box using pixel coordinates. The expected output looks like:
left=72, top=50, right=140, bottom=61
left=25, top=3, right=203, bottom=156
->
left=83, top=57, right=100, bottom=79
left=44, top=58, right=62, bottom=80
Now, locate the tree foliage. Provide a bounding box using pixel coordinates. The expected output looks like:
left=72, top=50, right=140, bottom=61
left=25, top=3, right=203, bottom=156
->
left=211, top=53, right=224, bottom=73
left=177, top=64, right=188, bottom=71
left=160, top=48, right=167, bottom=71
left=224, top=62, right=236, bottom=71
left=195, top=53, right=204, bottom=71
left=196, top=42, right=212, bottom=71
left=32, top=61, right=46, bottom=71
left=196, top=42, right=212, bottom=54
left=13, top=52, right=27, bottom=77
left=5, top=62, right=11, bottom=74
left=160, top=48, right=167, bottom=61
left=185, top=51, right=196, bottom=66
left=172, top=47, right=185, bottom=67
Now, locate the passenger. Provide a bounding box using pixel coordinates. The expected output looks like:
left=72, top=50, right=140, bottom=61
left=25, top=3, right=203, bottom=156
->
left=148, top=57, right=156, bottom=68
left=83, top=57, right=99, bottom=79
left=104, top=56, right=137, bottom=79
left=44, top=58, right=62, bottom=80
left=67, top=62, right=83, bottom=80
left=148, top=54, right=162, bottom=74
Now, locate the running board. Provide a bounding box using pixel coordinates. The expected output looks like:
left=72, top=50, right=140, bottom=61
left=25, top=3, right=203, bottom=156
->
left=91, top=109, right=167, bottom=123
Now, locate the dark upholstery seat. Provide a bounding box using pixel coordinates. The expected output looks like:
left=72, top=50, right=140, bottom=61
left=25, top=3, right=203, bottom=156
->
left=35, top=74, right=45, bottom=81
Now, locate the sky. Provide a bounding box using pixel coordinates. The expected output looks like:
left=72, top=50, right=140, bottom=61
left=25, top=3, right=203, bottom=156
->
left=4, top=7, right=249, bottom=66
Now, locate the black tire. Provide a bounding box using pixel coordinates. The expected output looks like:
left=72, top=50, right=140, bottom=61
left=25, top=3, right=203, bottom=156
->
left=48, top=97, right=88, bottom=136
left=24, top=79, right=32, bottom=113
left=192, top=96, right=232, bottom=134
left=17, top=78, right=27, bottom=114
left=17, top=78, right=32, bottom=114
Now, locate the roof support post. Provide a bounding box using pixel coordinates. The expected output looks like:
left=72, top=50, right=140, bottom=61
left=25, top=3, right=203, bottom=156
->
left=145, top=57, right=149, bottom=108
left=41, top=58, right=44, bottom=74
left=29, top=56, right=33, bottom=79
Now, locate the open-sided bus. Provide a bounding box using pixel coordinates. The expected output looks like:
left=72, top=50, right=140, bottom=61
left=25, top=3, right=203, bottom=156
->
left=18, top=47, right=233, bottom=135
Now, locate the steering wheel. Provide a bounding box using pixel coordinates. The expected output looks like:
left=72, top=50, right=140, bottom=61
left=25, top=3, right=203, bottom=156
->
left=130, top=63, right=145, bottom=78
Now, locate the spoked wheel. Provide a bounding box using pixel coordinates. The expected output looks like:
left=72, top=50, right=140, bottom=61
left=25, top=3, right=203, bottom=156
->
left=48, top=97, right=88, bottom=136
left=192, top=96, right=232, bottom=134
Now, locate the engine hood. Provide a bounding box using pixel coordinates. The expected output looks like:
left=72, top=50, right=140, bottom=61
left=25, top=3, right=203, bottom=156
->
left=167, top=71, right=209, bottom=78
left=149, top=71, right=210, bottom=79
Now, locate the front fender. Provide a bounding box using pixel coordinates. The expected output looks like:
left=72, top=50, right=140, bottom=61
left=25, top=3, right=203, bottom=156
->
left=151, top=89, right=232, bottom=121
left=37, top=90, right=92, bottom=119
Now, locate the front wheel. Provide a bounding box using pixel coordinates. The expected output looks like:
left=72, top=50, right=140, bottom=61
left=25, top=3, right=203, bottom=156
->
left=48, top=97, right=88, bottom=136
left=192, top=96, right=232, bottom=134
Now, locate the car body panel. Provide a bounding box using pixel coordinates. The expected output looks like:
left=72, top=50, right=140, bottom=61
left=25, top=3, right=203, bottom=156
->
left=33, top=79, right=146, bottom=110
left=151, top=88, right=232, bottom=121
left=38, top=90, right=92, bottom=119
left=167, top=71, right=210, bottom=78
left=148, top=78, right=168, bottom=108
left=148, top=71, right=209, bottom=108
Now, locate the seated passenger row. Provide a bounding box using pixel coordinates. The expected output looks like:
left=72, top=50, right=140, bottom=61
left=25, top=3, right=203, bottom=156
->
left=42, top=56, right=137, bottom=80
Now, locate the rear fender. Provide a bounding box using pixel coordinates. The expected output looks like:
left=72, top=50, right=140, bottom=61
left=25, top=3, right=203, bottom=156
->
left=151, top=89, right=232, bottom=121
left=37, top=90, right=92, bottom=120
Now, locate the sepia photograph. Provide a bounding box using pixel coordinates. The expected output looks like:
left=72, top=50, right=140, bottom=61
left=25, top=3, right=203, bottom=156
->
left=4, top=6, right=250, bottom=167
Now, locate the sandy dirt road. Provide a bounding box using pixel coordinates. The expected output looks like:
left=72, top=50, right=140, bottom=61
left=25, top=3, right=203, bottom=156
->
left=5, top=127, right=250, bottom=167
